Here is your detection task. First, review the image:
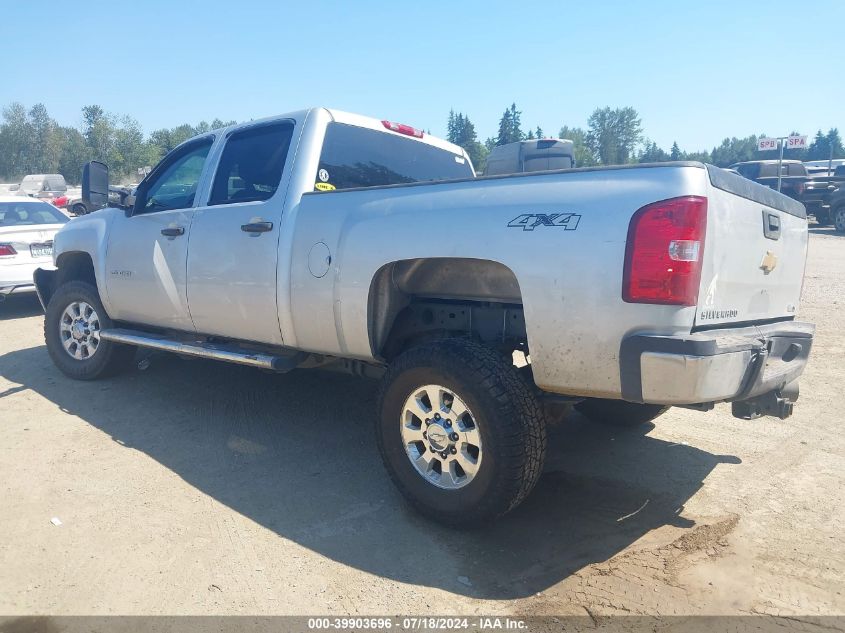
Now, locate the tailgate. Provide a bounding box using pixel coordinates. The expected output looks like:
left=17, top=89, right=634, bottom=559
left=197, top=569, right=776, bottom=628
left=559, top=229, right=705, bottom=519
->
left=696, top=166, right=808, bottom=328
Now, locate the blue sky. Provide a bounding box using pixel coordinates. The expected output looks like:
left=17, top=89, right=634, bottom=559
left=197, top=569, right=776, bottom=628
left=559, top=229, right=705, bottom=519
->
left=3, top=0, right=843, bottom=151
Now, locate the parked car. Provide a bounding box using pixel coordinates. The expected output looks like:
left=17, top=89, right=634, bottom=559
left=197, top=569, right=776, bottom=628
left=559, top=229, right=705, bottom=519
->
left=67, top=185, right=135, bottom=215
left=801, top=165, right=845, bottom=224
left=51, top=195, right=69, bottom=209
left=18, top=174, right=68, bottom=203
left=0, top=196, right=69, bottom=299
left=485, top=138, right=575, bottom=175
left=803, top=159, right=845, bottom=177
left=34, top=107, right=814, bottom=526
left=730, top=160, right=808, bottom=201
left=827, top=177, right=845, bottom=232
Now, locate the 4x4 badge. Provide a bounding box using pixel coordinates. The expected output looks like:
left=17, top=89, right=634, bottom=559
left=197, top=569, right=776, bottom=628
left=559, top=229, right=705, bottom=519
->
left=508, top=213, right=581, bottom=231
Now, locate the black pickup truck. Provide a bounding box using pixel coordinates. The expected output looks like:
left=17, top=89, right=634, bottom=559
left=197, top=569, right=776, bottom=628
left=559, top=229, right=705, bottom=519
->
left=802, top=165, right=845, bottom=225
left=826, top=174, right=845, bottom=232
left=730, top=160, right=809, bottom=202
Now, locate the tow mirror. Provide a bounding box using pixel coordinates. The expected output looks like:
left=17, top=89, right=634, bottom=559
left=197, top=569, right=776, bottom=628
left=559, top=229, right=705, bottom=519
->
left=82, top=161, right=109, bottom=211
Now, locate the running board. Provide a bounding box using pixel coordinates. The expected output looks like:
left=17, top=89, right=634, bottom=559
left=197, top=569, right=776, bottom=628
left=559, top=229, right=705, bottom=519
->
left=99, top=328, right=305, bottom=371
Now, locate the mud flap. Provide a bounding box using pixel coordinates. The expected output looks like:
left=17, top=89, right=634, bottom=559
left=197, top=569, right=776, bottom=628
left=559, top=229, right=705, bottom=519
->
left=33, top=268, right=57, bottom=312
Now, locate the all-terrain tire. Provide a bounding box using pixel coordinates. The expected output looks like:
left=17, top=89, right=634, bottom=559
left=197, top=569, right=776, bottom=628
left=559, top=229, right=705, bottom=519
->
left=44, top=281, right=136, bottom=380
left=376, top=339, right=547, bottom=527
left=575, top=398, right=669, bottom=427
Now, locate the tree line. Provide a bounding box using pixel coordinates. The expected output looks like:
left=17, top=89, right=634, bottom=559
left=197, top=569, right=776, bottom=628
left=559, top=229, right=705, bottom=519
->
left=1, top=100, right=843, bottom=184
left=449, top=103, right=844, bottom=172
left=0, top=102, right=235, bottom=185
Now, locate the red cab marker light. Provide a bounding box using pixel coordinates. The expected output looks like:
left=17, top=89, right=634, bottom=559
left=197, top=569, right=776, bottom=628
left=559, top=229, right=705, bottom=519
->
left=382, top=120, right=424, bottom=138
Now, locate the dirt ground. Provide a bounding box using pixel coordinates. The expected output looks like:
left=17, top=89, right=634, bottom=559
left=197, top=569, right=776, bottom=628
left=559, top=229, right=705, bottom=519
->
left=0, top=228, right=843, bottom=620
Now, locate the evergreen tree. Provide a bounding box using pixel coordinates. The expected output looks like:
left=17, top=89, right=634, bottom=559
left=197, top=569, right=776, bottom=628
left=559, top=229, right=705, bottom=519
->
left=496, top=103, right=524, bottom=146
left=639, top=140, right=669, bottom=163
left=670, top=142, right=681, bottom=161
left=806, top=128, right=845, bottom=161
left=446, top=110, right=487, bottom=171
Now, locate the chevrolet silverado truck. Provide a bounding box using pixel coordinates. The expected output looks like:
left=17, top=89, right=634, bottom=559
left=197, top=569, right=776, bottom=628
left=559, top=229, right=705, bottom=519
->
left=33, top=108, right=815, bottom=526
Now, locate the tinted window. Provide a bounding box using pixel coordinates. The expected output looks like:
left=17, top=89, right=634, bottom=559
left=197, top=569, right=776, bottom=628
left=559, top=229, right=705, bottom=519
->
left=735, top=164, right=760, bottom=179
left=316, top=123, right=473, bottom=191
left=209, top=122, right=294, bottom=206
left=0, top=201, right=69, bottom=225
left=137, top=139, right=213, bottom=213
left=523, top=155, right=572, bottom=172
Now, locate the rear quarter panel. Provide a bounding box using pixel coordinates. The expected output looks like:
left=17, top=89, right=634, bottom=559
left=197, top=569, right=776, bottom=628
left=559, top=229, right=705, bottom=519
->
left=288, top=164, right=709, bottom=398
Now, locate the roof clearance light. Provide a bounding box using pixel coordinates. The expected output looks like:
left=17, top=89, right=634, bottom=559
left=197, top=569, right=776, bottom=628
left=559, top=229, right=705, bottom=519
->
left=382, top=120, right=424, bottom=138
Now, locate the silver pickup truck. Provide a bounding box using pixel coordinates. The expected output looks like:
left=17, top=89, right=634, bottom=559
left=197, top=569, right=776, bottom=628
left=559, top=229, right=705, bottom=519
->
left=34, top=107, right=814, bottom=526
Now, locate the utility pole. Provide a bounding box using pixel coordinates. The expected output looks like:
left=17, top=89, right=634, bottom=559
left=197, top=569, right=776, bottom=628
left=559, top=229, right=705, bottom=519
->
left=758, top=134, right=808, bottom=192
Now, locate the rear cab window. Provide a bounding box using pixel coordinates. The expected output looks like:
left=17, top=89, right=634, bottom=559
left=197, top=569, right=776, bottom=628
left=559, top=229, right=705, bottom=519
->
left=735, top=164, right=761, bottom=179
left=315, top=123, right=473, bottom=191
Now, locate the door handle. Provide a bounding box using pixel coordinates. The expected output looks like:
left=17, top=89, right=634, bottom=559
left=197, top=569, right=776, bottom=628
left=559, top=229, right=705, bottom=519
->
left=161, top=226, right=185, bottom=237
left=241, top=221, right=273, bottom=233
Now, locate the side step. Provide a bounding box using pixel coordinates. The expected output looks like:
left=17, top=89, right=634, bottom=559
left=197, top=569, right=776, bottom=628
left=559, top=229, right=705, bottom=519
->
left=99, top=328, right=306, bottom=371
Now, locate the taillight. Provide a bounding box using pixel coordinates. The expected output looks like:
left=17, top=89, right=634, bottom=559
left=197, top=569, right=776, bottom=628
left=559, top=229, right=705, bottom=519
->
left=796, top=183, right=805, bottom=195
left=0, top=244, right=17, bottom=257
left=381, top=120, right=424, bottom=138
left=622, top=196, right=707, bottom=306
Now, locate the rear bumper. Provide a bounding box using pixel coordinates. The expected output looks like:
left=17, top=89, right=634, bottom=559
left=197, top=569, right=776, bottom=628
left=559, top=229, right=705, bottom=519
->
left=620, top=321, right=814, bottom=409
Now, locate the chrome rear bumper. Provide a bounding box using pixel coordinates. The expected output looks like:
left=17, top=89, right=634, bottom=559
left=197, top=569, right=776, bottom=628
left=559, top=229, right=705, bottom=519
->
left=620, top=321, right=814, bottom=417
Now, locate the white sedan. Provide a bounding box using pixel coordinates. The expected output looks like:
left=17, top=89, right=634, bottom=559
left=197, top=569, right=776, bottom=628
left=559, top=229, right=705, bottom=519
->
left=0, top=196, right=69, bottom=299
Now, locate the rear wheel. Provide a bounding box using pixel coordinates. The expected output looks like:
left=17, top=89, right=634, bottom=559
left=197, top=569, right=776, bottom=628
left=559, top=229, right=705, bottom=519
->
left=575, top=398, right=669, bottom=428
left=833, top=204, right=845, bottom=233
left=45, top=281, right=136, bottom=380
left=71, top=203, right=87, bottom=216
left=376, top=339, right=546, bottom=526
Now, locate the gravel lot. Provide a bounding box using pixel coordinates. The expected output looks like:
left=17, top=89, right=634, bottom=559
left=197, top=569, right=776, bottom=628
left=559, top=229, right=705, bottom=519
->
left=0, top=228, right=843, bottom=619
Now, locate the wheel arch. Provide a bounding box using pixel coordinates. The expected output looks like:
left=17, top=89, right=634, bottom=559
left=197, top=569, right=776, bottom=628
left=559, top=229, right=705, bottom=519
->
left=367, top=257, right=526, bottom=359
left=36, top=251, right=98, bottom=309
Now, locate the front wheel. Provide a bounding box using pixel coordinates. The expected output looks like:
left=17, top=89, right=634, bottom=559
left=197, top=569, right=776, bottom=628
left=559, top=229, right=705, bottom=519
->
left=45, top=281, right=136, bottom=380
left=575, top=398, right=669, bottom=427
left=833, top=204, right=845, bottom=233
left=376, top=339, right=547, bottom=526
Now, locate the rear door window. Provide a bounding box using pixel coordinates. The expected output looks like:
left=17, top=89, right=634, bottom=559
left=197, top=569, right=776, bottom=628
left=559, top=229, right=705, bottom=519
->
left=209, top=122, right=294, bottom=206
left=316, top=123, right=473, bottom=191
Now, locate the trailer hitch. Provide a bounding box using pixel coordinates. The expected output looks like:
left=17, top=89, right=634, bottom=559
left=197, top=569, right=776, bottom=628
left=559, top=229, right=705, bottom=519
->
left=731, top=380, right=799, bottom=420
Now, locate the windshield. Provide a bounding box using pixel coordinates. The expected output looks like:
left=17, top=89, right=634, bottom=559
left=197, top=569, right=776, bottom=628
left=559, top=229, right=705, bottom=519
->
left=0, top=201, right=69, bottom=226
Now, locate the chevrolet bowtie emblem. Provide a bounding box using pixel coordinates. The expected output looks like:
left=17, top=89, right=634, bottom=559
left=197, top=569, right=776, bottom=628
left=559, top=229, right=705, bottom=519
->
left=760, top=250, right=778, bottom=274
